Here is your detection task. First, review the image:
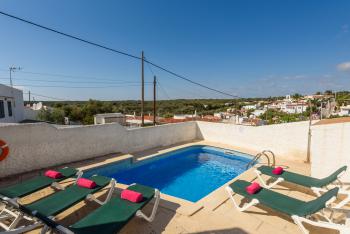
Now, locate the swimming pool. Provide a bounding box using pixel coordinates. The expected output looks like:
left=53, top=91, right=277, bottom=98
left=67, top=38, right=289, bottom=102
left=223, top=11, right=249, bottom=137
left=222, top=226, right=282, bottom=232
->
left=85, top=145, right=254, bottom=202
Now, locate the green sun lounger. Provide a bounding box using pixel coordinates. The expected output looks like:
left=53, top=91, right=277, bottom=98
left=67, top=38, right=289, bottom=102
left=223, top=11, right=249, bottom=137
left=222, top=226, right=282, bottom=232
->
left=254, top=165, right=350, bottom=208
left=1, top=175, right=113, bottom=232
left=0, top=167, right=79, bottom=200
left=68, top=184, right=160, bottom=234
left=11, top=183, right=160, bottom=234
left=256, top=165, right=347, bottom=189
left=226, top=180, right=350, bottom=234
left=23, top=175, right=111, bottom=217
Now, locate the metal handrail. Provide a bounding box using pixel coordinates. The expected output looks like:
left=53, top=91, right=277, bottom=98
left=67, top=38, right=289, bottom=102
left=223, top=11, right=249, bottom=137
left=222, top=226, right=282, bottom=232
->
left=246, top=150, right=275, bottom=169
left=261, top=150, right=276, bottom=167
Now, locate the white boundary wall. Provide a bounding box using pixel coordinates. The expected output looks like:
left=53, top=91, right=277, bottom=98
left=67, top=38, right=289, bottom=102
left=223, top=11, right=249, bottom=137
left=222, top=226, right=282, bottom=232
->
left=196, top=121, right=310, bottom=161
left=1, top=120, right=349, bottom=180
left=0, top=121, right=197, bottom=177
left=311, top=122, right=350, bottom=181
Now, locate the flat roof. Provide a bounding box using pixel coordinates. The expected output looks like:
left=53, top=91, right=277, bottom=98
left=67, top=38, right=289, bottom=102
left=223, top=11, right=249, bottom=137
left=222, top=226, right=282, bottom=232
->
left=313, top=117, right=350, bottom=125
left=94, top=113, right=124, bottom=117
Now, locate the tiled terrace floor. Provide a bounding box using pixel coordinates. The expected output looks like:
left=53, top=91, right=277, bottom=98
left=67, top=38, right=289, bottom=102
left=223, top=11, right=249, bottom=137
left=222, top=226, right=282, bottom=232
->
left=0, top=141, right=344, bottom=234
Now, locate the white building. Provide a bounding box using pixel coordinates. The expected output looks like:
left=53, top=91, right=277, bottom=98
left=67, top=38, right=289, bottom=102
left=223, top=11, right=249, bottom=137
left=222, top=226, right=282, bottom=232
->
left=266, top=102, right=281, bottom=110
left=0, top=84, right=24, bottom=123
left=252, top=109, right=266, bottom=117
left=173, top=111, right=198, bottom=120
left=281, top=103, right=307, bottom=114
left=242, top=104, right=257, bottom=110
left=94, top=113, right=126, bottom=125
left=339, top=105, right=350, bottom=117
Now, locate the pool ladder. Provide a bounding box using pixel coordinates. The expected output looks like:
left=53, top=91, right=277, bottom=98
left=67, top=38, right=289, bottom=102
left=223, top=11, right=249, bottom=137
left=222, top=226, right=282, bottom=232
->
left=245, top=150, right=276, bottom=169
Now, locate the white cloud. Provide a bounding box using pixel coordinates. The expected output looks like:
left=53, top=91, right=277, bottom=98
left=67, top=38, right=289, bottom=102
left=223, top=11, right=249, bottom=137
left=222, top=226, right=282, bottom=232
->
left=337, top=61, right=350, bottom=71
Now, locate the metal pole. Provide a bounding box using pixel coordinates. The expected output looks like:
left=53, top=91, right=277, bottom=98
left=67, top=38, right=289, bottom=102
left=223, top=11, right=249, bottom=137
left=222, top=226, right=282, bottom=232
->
left=306, top=100, right=312, bottom=163
left=29, top=91, right=31, bottom=105
left=141, top=51, right=145, bottom=127
left=9, top=67, right=17, bottom=121
left=9, top=68, right=13, bottom=88
left=153, top=76, right=156, bottom=126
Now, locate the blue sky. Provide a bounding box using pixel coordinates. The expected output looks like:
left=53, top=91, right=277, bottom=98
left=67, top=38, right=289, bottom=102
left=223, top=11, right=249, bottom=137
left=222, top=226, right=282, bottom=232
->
left=0, top=0, right=349, bottom=100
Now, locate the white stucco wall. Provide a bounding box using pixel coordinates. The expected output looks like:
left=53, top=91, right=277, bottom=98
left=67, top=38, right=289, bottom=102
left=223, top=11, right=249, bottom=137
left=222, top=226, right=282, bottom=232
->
left=311, top=122, right=350, bottom=181
left=0, top=121, right=198, bottom=177
left=196, top=121, right=310, bottom=161
left=0, top=84, right=24, bottom=123
left=1, top=119, right=349, bottom=181
left=23, top=107, right=39, bottom=120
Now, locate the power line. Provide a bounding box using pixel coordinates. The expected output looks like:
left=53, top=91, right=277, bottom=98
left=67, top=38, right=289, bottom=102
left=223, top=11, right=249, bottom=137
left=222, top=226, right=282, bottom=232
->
left=0, top=10, right=239, bottom=99
left=0, top=77, right=150, bottom=84
left=15, top=84, right=150, bottom=88
left=0, top=69, right=140, bottom=83
left=145, top=59, right=239, bottom=98
left=0, top=11, right=140, bottom=61
left=157, top=81, right=171, bottom=100
left=23, top=91, right=70, bottom=101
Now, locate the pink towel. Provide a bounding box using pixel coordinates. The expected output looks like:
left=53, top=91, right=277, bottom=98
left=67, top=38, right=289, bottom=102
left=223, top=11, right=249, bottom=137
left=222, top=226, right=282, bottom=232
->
left=121, top=189, right=143, bottom=203
left=246, top=182, right=262, bottom=195
left=77, top=178, right=97, bottom=189
left=44, top=170, right=63, bottom=179
left=272, top=167, right=284, bottom=175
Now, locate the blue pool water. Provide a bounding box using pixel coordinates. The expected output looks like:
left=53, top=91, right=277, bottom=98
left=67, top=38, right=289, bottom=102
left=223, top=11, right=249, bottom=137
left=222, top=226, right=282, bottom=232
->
left=85, top=145, right=253, bottom=202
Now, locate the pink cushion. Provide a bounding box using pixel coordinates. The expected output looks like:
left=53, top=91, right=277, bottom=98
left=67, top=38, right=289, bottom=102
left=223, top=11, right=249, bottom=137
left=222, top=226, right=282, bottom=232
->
left=121, top=189, right=143, bottom=203
left=272, top=166, right=284, bottom=175
left=246, top=182, right=262, bottom=195
left=44, top=170, right=63, bottom=179
left=77, top=178, right=97, bottom=189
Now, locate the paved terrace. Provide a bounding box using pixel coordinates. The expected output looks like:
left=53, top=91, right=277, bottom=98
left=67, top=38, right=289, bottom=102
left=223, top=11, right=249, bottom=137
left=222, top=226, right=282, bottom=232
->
left=0, top=141, right=344, bottom=234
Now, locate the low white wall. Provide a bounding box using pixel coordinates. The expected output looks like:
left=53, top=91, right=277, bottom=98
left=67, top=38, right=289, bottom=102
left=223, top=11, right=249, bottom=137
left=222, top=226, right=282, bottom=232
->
left=23, top=107, right=39, bottom=120
left=2, top=119, right=349, bottom=181
left=0, top=121, right=197, bottom=177
left=196, top=121, right=310, bottom=161
left=311, top=122, right=350, bottom=181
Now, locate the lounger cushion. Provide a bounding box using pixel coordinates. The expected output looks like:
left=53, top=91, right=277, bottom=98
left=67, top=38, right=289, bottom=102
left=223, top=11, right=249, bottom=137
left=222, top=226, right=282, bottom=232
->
left=230, top=180, right=338, bottom=217
left=69, top=184, right=155, bottom=234
left=24, top=175, right=110, bottom=217
left=258, top=165, right=347, bottom=188
left=0, top=167, right=78, bottom=198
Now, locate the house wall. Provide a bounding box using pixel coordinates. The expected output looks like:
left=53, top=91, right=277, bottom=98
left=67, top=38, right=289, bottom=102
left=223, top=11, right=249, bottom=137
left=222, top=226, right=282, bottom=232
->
left=0, top=84, right=24, bottom=123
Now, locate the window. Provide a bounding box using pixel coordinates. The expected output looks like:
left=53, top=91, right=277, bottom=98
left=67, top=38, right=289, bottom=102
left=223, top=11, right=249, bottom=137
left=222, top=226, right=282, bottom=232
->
left=7, top=101, right=12, bottom=117
left=0, top=100, right=4, bottom=118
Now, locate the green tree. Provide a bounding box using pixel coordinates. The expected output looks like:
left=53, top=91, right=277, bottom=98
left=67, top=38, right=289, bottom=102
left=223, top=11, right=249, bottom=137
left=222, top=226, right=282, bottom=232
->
left=292, top=93, right=302, bottom=100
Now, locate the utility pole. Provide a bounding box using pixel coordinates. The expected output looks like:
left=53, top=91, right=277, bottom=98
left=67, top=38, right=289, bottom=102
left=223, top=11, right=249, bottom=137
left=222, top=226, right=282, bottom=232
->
left=141, top=51, right=145, bottom=127
left=153, top=76, right=157, bottom=126
left=9, top=66, right=21, bottom=89
left=9, top=66, right=21, bottom=121
left=28, top=91, right=31, bottom=105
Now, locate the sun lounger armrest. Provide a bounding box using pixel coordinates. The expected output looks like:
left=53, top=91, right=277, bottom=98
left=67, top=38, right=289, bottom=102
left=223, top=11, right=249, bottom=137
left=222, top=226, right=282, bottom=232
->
left=86, top=179, right=116, bottom=205
left=73, top=171, right=84, bottom=185
left=135, top=189, right=160, bottom=222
